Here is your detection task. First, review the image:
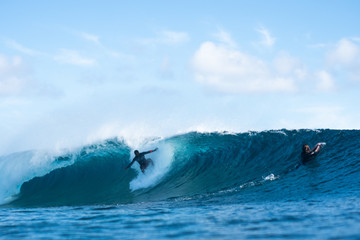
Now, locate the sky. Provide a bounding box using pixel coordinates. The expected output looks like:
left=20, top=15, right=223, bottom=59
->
left=0, top=0, right=360, bottom=154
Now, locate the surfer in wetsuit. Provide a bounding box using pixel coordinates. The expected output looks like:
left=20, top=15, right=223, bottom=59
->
left=301, top=143, right=322, bottom=164
left=125, top=148, right=158, bottom=173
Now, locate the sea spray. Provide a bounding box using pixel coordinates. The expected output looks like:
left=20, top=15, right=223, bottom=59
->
left=0, top=150, right=74, bottom=204
left=130, top=143, right=175, bottom=191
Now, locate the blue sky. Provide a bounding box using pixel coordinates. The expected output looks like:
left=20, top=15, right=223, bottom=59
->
left=0, top=1, right=360, bottom=153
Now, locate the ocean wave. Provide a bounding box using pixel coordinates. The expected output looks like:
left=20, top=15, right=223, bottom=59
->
left=1, top=129, right=359, bottom=207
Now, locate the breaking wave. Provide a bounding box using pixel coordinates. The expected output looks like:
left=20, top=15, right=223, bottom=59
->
left=1, top=129, right=359, bottom=207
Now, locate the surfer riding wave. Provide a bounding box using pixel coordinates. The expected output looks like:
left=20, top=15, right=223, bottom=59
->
left=125, top=148, right=158, bottom=173
left=301, top=143, right=325, bottom=164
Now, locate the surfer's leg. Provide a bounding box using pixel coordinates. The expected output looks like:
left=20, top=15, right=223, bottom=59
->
left=140, top=159, right=154, bottom=174
left=140, top=166, right=145, bottom=173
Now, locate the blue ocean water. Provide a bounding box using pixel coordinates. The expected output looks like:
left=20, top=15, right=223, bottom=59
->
left=1, top=129, right=360, bottom=239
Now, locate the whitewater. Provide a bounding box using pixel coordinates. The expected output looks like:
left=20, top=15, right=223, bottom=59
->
left=1, top=129, right=360, bottom=239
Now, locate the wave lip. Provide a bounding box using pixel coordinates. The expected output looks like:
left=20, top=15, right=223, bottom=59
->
left=2, top=129, right=360, bottom=207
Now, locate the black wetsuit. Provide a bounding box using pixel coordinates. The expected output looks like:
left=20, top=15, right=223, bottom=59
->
left=133, top=152, right=150, bottom=167
left=301, top=150, right=318, bottom=164
left=126, top=150, right=154, bottom=173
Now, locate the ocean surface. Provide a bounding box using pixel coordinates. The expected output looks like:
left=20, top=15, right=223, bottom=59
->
left=1, top=129, right=359, bottom=239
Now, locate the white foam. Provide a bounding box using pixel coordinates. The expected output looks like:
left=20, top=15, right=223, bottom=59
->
left=129, top=142, right=174, bottom=191
left=263, top=173, right=280, bottom=181
left=240, top=181, right=256, bottom=189
left=238, top=173, right=280, bottom=191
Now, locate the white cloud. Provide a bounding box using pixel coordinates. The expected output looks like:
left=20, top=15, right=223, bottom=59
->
left=273, top=51, right=307, bottom=79
left=159, top=56, right=173, bottom=79
left=327, top=38, right=360, bottom=81
left=139, top=30, right=190, bottom=46
left=191, top=42, right=296, bottom=93
left=213, top=29, right=237, bottom=48
left=79, top=32, right=101, bottom=45
left=316, top=70, right=335, bottom=91
left=328, top=38, right=359, bottom=65
left=54, top=49, right=96, bottom=66
left=307, top=43, right=328, bottom=49
left=77, top=31, right=134, bottom=60
left=161, top=31, right=190, bottom=44
left=256, top=26, right=276, bottom=47
left=0, top=55, right=29, bottom=96
left=6, top=40, right=42, bottom=56
left=0, top=54, right=62, bottom=98
left=192, top=36, right=360, bottom=94
left=294, top=106, right=355, bottom=129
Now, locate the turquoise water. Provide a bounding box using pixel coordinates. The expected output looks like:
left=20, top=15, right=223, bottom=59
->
left=1, top=129, right=360, bottom=239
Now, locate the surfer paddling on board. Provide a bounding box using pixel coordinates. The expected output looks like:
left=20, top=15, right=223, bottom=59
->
left=125, top=148, right=158, bottom=173
left=301, top=143, right=325, bottom=164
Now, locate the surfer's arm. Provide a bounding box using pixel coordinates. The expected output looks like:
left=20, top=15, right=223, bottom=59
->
left=143, top=148, right=158, bottom=155
left=311, top=144, right=321, bottom=154
left=125, top=159, right=136, bottom=170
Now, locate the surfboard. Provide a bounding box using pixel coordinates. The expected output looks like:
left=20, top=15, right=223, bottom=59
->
left=318, top=142, right=326, bottom=149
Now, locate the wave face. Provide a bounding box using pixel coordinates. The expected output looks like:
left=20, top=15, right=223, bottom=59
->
left=2, top=129, right=360, bottom=207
